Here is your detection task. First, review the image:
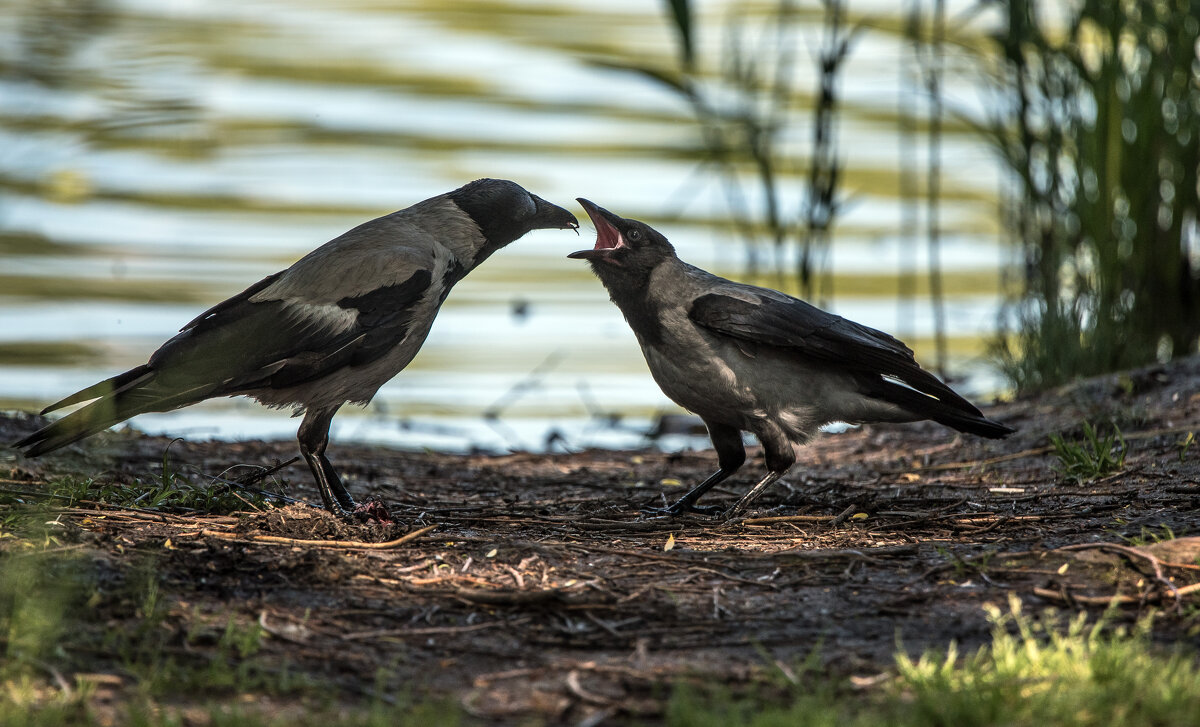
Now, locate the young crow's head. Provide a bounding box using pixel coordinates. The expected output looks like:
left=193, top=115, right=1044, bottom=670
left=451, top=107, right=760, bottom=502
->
left=448, top=179, right=579, bottom=265
left=568, top=199, right=676, bottom=275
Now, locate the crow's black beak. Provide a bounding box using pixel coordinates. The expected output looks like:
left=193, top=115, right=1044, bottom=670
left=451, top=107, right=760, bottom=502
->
left=533, top=196, right=580, bottom=232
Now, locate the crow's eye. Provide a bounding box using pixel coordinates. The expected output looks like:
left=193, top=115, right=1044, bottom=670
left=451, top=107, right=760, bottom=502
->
left=626, top=228, right=643, bottom=242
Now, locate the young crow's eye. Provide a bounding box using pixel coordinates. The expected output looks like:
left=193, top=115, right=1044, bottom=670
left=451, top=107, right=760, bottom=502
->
left=627, top=228, right=643, bottom=242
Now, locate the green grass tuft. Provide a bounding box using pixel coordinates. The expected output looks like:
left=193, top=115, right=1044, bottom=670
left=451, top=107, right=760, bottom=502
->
left=1120, top=524, right=1179, bottom=547
left=33, top=474, right=270, bottom=515
left=1178, top=432, right=1195, bottom=464
left=1049, top=422, right=1127, bottom=482
left=893, top=595, right=1200, bottom=726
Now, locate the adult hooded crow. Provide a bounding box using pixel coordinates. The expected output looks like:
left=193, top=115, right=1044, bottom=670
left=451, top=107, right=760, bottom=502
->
left=14, top=179, right=578, bottom=516
left=569, top=199, right=1014, bottom=518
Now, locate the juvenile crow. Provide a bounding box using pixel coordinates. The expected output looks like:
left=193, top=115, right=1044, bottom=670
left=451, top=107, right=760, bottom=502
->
left=14, top=179, right=579, bottom=516
left=569, top=199, right=1014, bottom=518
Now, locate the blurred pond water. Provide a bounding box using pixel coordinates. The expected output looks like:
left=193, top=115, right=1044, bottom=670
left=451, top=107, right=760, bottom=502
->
left=0, top=0, right=1010, bottom=453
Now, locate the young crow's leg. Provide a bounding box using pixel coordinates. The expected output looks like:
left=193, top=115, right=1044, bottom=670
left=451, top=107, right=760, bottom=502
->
left=298, top=406, right=355, bottom=516
left=646, top=420, right=746, bottom=516
left=723, top=427, right=796, bottom=519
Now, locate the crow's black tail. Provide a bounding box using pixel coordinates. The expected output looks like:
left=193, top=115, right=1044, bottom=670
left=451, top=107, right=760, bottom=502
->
left=13, top=365, right=166, bottom=456
left=865, top=376, right=1015, bottom=439
left=926, top=406, right=1015, bottom=439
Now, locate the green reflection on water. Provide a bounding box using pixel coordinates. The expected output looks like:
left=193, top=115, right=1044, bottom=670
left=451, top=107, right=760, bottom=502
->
left=0, top=341, right=103, bottom=367
left=0, top=273, right=210, bottom=304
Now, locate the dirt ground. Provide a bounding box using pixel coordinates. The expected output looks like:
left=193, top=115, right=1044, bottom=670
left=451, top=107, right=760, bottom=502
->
left=3, top=355, right=1200, bottom=723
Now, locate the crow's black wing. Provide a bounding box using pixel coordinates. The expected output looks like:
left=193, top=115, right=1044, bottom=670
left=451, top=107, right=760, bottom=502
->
left=155, top=268, right=434, bottom=394
left=688, top=291, right=979, bottom=412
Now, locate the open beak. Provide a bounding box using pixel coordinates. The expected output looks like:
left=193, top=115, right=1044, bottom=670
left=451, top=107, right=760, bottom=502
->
left=568, top=198, right=627, bottom=261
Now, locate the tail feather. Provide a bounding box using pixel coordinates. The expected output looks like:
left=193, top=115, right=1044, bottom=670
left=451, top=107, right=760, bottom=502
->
left=14, top=365, right=205, bottom=457
left=16, top=398, right=135, bottom=456
left=866, top=376, right=1015, bottom=439
left=40, top=366, right=153, bottom=414
left=927, top=406, right=1015, bottom=439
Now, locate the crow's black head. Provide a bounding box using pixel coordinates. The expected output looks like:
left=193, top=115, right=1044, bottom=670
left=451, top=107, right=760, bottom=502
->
left=568, top=199, right=676, bottom=276
left=448, top=179, right=579, bottom=265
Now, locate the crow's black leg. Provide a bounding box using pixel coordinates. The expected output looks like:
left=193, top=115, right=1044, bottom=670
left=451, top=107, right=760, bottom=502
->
left=298, top=406, right=355, bottom=517
left=723, top=430, right=796, bottom=519
left=643, top=468, right=734, bottom=516
left=317, top=451, right=355, bottom=513
left=723, top=470, right=786, bottom=519
left=644, top=421, right=745, bottom=517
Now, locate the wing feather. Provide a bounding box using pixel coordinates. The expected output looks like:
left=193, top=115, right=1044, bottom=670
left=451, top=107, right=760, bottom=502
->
left=688, top=291, right=979, bottom=412
left=151, top=268, right=433, bottom=395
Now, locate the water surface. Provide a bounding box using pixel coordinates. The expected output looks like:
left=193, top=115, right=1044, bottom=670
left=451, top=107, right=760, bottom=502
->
left=0, top=0, right=1010, bottom=452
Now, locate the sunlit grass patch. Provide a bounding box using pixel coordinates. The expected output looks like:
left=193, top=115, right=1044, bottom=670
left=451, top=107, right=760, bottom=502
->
left=668, top=595, right=1200, bottom=727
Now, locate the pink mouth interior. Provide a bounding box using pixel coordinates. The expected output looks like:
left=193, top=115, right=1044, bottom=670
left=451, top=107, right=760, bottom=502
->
left=587, top=211, right=623, bottom=251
